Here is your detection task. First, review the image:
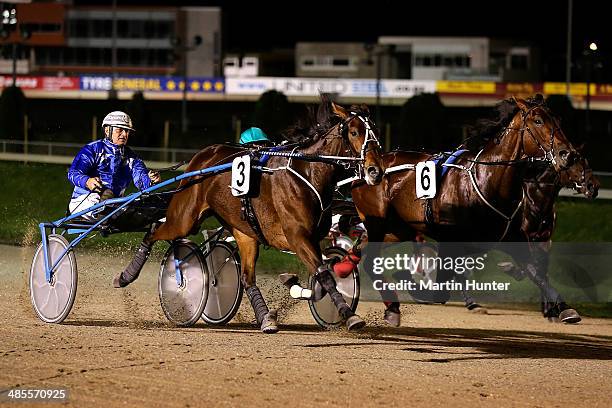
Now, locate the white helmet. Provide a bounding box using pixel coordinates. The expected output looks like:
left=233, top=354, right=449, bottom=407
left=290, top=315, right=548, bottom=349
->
left=102, top=111, right=135, bottom=132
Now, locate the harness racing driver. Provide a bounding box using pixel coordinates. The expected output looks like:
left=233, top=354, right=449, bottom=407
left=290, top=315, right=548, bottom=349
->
left=67, top=111, right=161, bottom=219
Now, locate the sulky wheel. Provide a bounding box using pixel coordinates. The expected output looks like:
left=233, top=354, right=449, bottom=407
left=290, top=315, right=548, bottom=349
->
left=158, top=240, right=208, bottom=327
left=30, top=234, right=78, bottom=324
left=201, top=241, right=243, bottom=325
left=308, top=247, right=360, bottom=328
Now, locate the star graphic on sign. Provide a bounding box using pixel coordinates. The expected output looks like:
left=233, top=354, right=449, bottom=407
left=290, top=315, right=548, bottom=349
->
left=166, top=80, right=176, bottom=91
left=203, top=81, right=212, bottom=91
left=214, top=82, right=224, bottom=91
left=191, top=81, right=200, bottom=91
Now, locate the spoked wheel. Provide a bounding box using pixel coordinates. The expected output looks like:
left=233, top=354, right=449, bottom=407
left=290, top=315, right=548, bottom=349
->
left=158, top=240, right=208, bottom=327
left=308, top=247, right=360, bottom=328
left=30, top=234, right=78, bottom=323
left=201, top=241, right=243, bottom=325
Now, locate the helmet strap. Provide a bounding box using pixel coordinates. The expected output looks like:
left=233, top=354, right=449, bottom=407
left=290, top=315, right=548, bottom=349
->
left=104, top=125, right=113, bottom=141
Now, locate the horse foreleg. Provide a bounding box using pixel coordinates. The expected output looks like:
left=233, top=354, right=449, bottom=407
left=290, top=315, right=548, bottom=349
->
left=367, top=226, right=402, bottom=326
left=232, top=229, right=278, bottom=334
left=453, top=272, right=487, bottom=314
left=294, top=237, right=365, bottom=331
left=521, top=245, right=581, bottom=323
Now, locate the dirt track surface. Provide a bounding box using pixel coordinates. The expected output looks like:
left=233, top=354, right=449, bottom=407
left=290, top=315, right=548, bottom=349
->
left=1, top=244, right=611, bottom=407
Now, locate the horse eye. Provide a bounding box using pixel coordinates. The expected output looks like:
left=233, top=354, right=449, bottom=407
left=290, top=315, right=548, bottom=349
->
left=534, top=118, right=543, bottom=126
left=350, top=130, right=358, bottom=137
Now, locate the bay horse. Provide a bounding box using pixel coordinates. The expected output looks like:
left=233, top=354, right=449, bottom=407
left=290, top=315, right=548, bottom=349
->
left=115, top=96, right=385, bottom=333
left=351, top=95, right=592, bottom=325
left=491, top=154, right=599, bottom=321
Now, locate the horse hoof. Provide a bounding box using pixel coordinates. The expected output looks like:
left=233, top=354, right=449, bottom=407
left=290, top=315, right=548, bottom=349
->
left=112, top=274, right=125, bottom=288
left=261, top=310, right=279, bottom=334
left=279, top=273, right=299, bottom=287
left=559, top=308, right=581, bottom=324
left=467, top=303, right=488, bottom=314
left=346, top=315, right=366, bottom=331
left=383, top=310, right=401, bottom=327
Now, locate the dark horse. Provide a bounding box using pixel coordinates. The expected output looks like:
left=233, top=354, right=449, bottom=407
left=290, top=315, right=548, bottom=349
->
left=115, top=96, right=385, bottom=333
left=352, top=95, right=595, bottom=325
left=490, top=154, right=599, bottom=320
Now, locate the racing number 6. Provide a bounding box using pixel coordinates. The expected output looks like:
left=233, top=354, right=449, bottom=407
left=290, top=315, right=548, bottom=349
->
left=421, top=165, right=430, bottom=190
left=415, top=161, right=436, bottom=199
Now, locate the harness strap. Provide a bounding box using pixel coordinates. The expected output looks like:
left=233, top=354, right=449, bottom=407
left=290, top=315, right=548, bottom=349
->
left=286, top=147, right=332, bottom=228
left=464, top=148, right=526, bottom=240
left=240, top=197, right=269, bottom=247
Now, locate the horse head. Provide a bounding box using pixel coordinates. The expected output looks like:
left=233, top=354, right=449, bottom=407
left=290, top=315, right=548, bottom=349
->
left=330, top=101, right=385, bottom=185
left=559, top=155, right=600, bottom=199
left=513, top=95, right=579, bottom=172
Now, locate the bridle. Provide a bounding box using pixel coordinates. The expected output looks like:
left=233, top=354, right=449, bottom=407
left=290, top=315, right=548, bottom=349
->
left=258, top=112, right=382, bottom=185
left=516, top=105, right=573, bottom=170
left=337, top=112, right=381, bottom=163
left=328, top=112, right=382, bottom=184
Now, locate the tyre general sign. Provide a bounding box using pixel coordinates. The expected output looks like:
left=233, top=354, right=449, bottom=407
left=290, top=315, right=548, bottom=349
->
left=79, top=76, right=225, bottom=93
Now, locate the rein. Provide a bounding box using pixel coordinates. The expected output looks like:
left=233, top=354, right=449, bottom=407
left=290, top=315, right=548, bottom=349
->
left=256, top=114, right=381, bottom=228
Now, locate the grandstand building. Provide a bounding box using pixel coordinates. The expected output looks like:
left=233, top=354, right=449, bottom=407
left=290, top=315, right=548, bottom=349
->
left=0, top=1, right=221, bottom=77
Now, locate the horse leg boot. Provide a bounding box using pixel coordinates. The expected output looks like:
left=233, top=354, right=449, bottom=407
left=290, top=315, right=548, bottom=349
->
left=113, top=238, right=153, bottom=288
left=523, top=263, right=581, bottom=323
left=383, top=302, right=401, bottom=327
left=246, top=285, right=278, bottom=334
left=279, top=273, right=312, bottom=300
left=454, top=272, right=487, bottom=314
left=315, top=266, right=365, bottom=331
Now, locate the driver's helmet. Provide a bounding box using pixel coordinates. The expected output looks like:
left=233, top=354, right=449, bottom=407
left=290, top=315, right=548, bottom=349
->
left=239, top=127, right=269, bottom=145
left=102, top=111, right=135, bottom=132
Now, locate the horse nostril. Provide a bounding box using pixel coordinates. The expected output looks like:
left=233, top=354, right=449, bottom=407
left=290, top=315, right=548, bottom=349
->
left=367, top=166, right=380, bottom=179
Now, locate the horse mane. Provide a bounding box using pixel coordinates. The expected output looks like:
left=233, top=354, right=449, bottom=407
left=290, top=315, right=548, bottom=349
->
left=280, top=94, right=371, bottom=145
left=464, top=94, right=545, bottom=150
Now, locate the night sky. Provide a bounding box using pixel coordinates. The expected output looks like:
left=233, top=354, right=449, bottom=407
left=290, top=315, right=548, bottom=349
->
left=74, top=0, right=611, bottom=81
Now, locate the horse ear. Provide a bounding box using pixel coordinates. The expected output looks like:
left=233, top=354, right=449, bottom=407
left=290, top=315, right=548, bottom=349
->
left=513, top=96, right=529, bottom=113
left=331, top=101, right=349, bottom=119
left=360, top=104, right=370, bottom=114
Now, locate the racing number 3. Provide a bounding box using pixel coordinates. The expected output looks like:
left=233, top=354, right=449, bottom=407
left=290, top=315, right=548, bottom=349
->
left=236, top=161, right=245, bottom=187
left=231, top=155, right=251, bottom=197
left=416, top=161, right=436, bottom=199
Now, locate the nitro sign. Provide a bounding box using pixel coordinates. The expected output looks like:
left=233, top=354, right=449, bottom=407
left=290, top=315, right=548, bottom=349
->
left=281, top=79, right=348, bottom=95
left=226, top=77, right=436, bottom=98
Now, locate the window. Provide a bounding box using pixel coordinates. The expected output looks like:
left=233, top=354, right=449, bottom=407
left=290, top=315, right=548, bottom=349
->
left=21, top=23, right=62, bottom=33
left=49, top=47, right=62, bottom=64
left=510, top=54, right=528, bottom=70
left=71, top=19, right=88, bottom=37
left=333, top=57, right=350, bottom=66
left=129, top=48, right=141, bottom=66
